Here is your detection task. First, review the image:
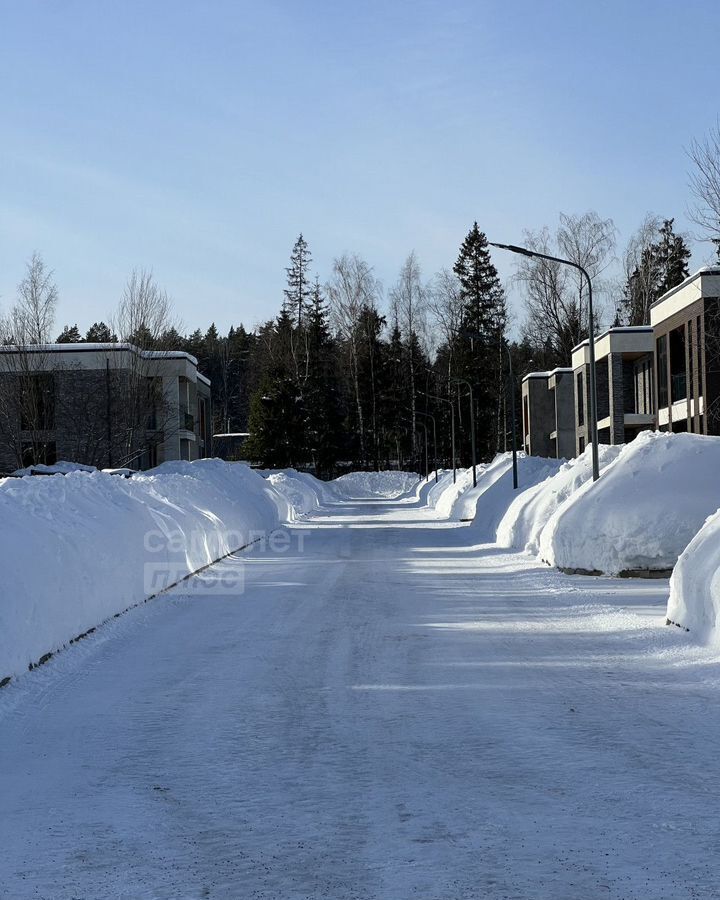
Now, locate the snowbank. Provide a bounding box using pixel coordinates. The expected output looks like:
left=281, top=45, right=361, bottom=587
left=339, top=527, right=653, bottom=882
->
left=540, top=431, right=720, bottom=575
left=496, top=444, right=622, bottom=554
left=425, top=470, right=456, bottom=509
left=467, top=454, right=565, bottom=541
left=667, top=512, right=720, bottom=640
left=266, top=469, right=339, bottom=518
left=444, top=453, right=563, bottom=538
left=11, top=460, right=97, bottom=477
left=331, top=470, right=420, bottom=499
left=432, top=467, right=474, bottom=518
left=0, top=460, right=281, bottom=683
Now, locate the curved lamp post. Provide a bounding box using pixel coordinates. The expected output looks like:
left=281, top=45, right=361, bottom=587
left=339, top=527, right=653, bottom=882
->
left=505, top=342, right=519, bottom=490
left=414, top=421, right=429, bottom=481
left=489, top=242, right=599, bottom=483
left=414, top=410, right=438, bottom=482
left=421, top=391, right=456, bottom=484
left=452, top=378, right=476, bottom=487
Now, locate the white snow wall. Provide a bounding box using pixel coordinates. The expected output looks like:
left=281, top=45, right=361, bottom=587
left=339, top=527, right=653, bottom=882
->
left=539, top=431, right=720, bottom=575
left=667, top=509, right=720, bottom=641
left=0, top=460, right=283, bottom=683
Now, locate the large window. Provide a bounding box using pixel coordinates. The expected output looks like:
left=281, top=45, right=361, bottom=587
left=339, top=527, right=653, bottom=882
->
left=20, top=373, right=55, bottom=431
left=576, top=372, right=584, bottom=426
left=657, top=335, right=668, bottom=409
left=670, top=325, right=687, bottom=403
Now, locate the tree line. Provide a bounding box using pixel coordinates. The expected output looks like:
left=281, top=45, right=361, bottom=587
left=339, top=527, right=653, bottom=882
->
left=30, top=219, right=698, bottom=476
left=11, top=119, right=720, bottom=475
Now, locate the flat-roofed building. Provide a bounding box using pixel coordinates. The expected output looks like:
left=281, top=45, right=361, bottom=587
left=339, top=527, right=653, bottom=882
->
left=522, top=371, right=552, bottom=458
left=0, top=342, right=212, bottom=473
left=572, top=326, right=654, bottom=454
left=547, top=367, right=576, bottom=458
left=522, top=368, right=577, bottom=459
left=650, top=267, right=720, bottom=435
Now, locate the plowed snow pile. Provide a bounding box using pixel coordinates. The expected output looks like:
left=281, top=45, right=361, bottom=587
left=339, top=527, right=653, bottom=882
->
left=539, top=431, right=720, bottom=575
left=0, top=460, right=281, bottom=682
left=266, top=470, right=338, bottom=518
left=331, top=471, right=419, bottom=499
left=432, top=467, right=474, bottom=518
left=667, top=514, right=720, bottom=640
left=449, top=453, right=563, bottom=539
left=496, top=444, right=622, bottom=554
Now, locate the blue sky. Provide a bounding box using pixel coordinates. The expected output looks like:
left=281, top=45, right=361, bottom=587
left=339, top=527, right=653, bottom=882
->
left=1, top=0, right=719, bottom=335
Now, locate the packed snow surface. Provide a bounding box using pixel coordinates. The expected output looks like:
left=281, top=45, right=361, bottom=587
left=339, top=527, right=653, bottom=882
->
left=331, top=470, right=419, bottom=499
left=0, top=460, right=281, bottom=682
left=496, top=444, right=623, bottom=554
left=3, top=486, right=720, bottom=898
left=540, top=431, right=720, bottom=575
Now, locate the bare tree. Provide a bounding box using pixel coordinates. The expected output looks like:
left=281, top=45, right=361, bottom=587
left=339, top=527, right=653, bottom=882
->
left=110, top=269, right=181, bottom=467
left=428, top=268, right=463, bottom=349
left=688, top=121, right=720, bottom=258
left=0, top=253, right=59, bottom=469
left=112, top=269, right=178, bottom=350
left=326, top=254, right=381, bottom=462
left=390, top=251, right=428, bottom=453
left=616, top=214, right=662, bottom=326
left=516, top=212, right=616, bottom=366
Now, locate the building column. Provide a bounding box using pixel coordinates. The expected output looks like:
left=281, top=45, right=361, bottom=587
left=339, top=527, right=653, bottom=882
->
left=607, top=353, right=624, bottom=444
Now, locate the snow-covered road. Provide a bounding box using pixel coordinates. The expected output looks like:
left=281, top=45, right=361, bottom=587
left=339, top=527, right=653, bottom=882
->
left=2, top=497, right=720, bottom=899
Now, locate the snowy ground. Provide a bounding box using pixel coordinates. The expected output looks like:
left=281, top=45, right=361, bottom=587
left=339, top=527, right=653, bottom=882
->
left=2, top=493, right=720, bottom=899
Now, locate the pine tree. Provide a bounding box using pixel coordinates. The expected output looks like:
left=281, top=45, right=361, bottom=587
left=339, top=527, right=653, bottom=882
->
left=453, top=223, right=507, bottom=342
left=620, top=218, right=691, bottom=325
left=85, top=322, right=116, bottom=342
left=56, top=324, right=81, bottom=343
left=453, top=223, right=507, bottom=459
left=381, top=324, right=411, bottom=467
left=656, top=218, right=691, bottom=297
left=242, top=305, right=308, bottom=467
left=304, top=278, right=342, bottom=475
left=284, top=234, right=312, bottom=327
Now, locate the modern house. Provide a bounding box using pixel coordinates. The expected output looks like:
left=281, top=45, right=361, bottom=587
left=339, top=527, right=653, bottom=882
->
left=572, top=326, right=654, bottom=454
left=650, top=267, right=720, bottom=435
left=521, top=367, right=575, bottom=459
left=0, top=342, right=212, bottom=473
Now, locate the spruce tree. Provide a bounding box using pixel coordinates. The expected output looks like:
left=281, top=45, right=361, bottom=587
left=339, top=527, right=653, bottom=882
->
left=56, top=324, right=81, bottom=343
left=656, top=218, right=691, bottom=297
left=85, top=322, right=116, bottom=342
left=620, top=218, right=691, bottom=325
left=304, top=278, right=342, bottom=475
left=453, top=222, right=507, bottom=459
left=284, top=234, right=312, bottom=327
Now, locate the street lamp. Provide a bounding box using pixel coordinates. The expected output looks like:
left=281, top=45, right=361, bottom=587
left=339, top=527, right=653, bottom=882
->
left=414, top=421, right=429, bottom=481
left=489, top=242, right=600, bottom=482
left=452, top=378, right=477, bottom=487
left=506, top=344, right=519, bottom=491
left=415, top=410, right=438, bottom=482
left=420, top=391, right=456, bottom=484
